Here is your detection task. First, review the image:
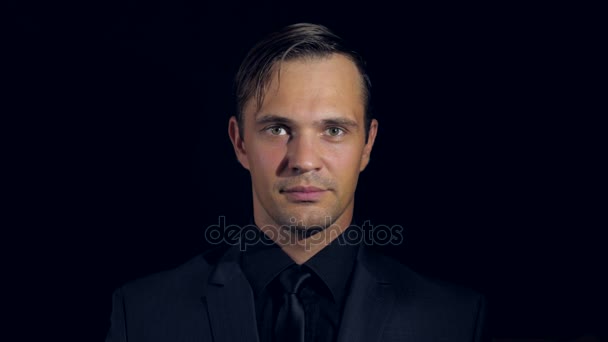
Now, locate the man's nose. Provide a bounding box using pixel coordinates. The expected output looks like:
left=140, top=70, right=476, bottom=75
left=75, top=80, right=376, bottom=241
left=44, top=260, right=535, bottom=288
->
left=285, top=133, right=322, bottom=174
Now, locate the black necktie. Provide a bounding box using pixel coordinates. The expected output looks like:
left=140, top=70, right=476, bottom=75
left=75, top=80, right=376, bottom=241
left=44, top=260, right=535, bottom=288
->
left=275, top=265, right=311, bottom=342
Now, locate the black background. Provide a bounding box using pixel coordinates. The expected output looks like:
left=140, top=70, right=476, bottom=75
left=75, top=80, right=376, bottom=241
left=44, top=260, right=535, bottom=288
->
left=9, top=1, right=605, bottom=340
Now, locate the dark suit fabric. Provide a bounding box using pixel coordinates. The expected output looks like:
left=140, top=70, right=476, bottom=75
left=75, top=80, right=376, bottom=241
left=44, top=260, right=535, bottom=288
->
left=106, top=243, right=487, bottom=342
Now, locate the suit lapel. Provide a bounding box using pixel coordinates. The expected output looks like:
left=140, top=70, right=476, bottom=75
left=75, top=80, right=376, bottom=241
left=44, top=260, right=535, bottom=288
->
left=337, top=246, right=396, bottom=342
left=204, top=245, right=260, bottom=342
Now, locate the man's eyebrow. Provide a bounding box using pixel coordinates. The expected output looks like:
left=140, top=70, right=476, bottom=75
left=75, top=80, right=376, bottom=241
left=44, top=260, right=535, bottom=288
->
left=255, top=114, right=295, bottom=125
left=255, top=114, right=359, bottom=129
left=317, top=117, right=359, bottom=129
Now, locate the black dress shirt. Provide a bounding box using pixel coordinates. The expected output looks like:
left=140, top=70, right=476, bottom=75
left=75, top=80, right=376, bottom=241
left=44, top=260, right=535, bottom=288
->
left=240, top=229, right=359, bottom=342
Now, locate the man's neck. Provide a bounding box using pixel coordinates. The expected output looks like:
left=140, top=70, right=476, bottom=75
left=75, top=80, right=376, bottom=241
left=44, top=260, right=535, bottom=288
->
left=257, top=219, right=351, bottom=265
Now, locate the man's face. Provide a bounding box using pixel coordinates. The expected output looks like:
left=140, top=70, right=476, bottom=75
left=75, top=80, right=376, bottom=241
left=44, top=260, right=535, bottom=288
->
left=229, top=54, right=378, bottom=231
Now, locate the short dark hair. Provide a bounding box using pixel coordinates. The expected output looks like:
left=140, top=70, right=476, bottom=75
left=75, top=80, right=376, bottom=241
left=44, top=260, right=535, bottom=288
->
left=234, top=23, right=372, bottom=141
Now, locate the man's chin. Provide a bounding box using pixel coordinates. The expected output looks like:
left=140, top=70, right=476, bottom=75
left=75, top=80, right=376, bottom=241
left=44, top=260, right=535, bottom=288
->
left=268, top=207, right=330, bottom=228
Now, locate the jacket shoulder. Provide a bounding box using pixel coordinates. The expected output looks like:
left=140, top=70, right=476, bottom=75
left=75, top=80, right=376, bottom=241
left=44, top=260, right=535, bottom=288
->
left=363, top=247, right=484, bottom=304
left=118, top=244, right=230, bottom=301
left=106, top=246, right=231, bottom=341
left=362, top=248, right=488, bottom=340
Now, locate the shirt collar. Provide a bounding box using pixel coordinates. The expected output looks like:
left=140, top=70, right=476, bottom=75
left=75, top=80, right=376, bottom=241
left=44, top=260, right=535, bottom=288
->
left=303, top=232, right=359, bottom=307
left=240, top=229, right=295, bottom=296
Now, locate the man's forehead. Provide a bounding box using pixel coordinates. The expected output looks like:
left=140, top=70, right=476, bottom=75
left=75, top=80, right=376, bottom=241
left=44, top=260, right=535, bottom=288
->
left=244, top=55, right=365, bottom=122
left=269, top=55, right=362, bottom=89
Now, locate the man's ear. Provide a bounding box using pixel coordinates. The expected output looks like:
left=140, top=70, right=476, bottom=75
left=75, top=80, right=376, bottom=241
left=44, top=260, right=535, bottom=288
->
left=228, top=116, right=250, bottom=170
left=360, top=119, right=378, bottom=171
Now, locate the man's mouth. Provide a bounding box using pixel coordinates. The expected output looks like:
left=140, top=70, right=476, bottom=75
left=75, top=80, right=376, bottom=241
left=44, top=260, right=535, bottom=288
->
left=281, top=186, right=328, bottom=201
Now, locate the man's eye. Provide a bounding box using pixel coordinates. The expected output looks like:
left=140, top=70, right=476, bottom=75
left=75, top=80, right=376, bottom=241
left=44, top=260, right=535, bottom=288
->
left=326, top=127, right=345, bottom=136
left=267, top=126, right=288, bottom=135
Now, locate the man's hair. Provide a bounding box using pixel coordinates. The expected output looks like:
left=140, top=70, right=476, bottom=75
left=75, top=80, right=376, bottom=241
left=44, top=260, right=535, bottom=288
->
left=234, top=23, right=372, bottom=141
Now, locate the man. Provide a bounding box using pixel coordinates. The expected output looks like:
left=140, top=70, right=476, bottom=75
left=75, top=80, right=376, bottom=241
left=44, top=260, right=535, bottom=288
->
left=106, top=23, right=488, bottom=342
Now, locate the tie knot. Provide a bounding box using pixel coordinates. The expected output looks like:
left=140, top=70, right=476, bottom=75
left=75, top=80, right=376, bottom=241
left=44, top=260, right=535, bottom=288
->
left=278, top=265, right=311, bottom=294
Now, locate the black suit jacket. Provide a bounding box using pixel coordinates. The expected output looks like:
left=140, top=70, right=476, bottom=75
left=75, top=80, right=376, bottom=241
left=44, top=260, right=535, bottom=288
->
left=105, top=243, right=487, bottom=342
